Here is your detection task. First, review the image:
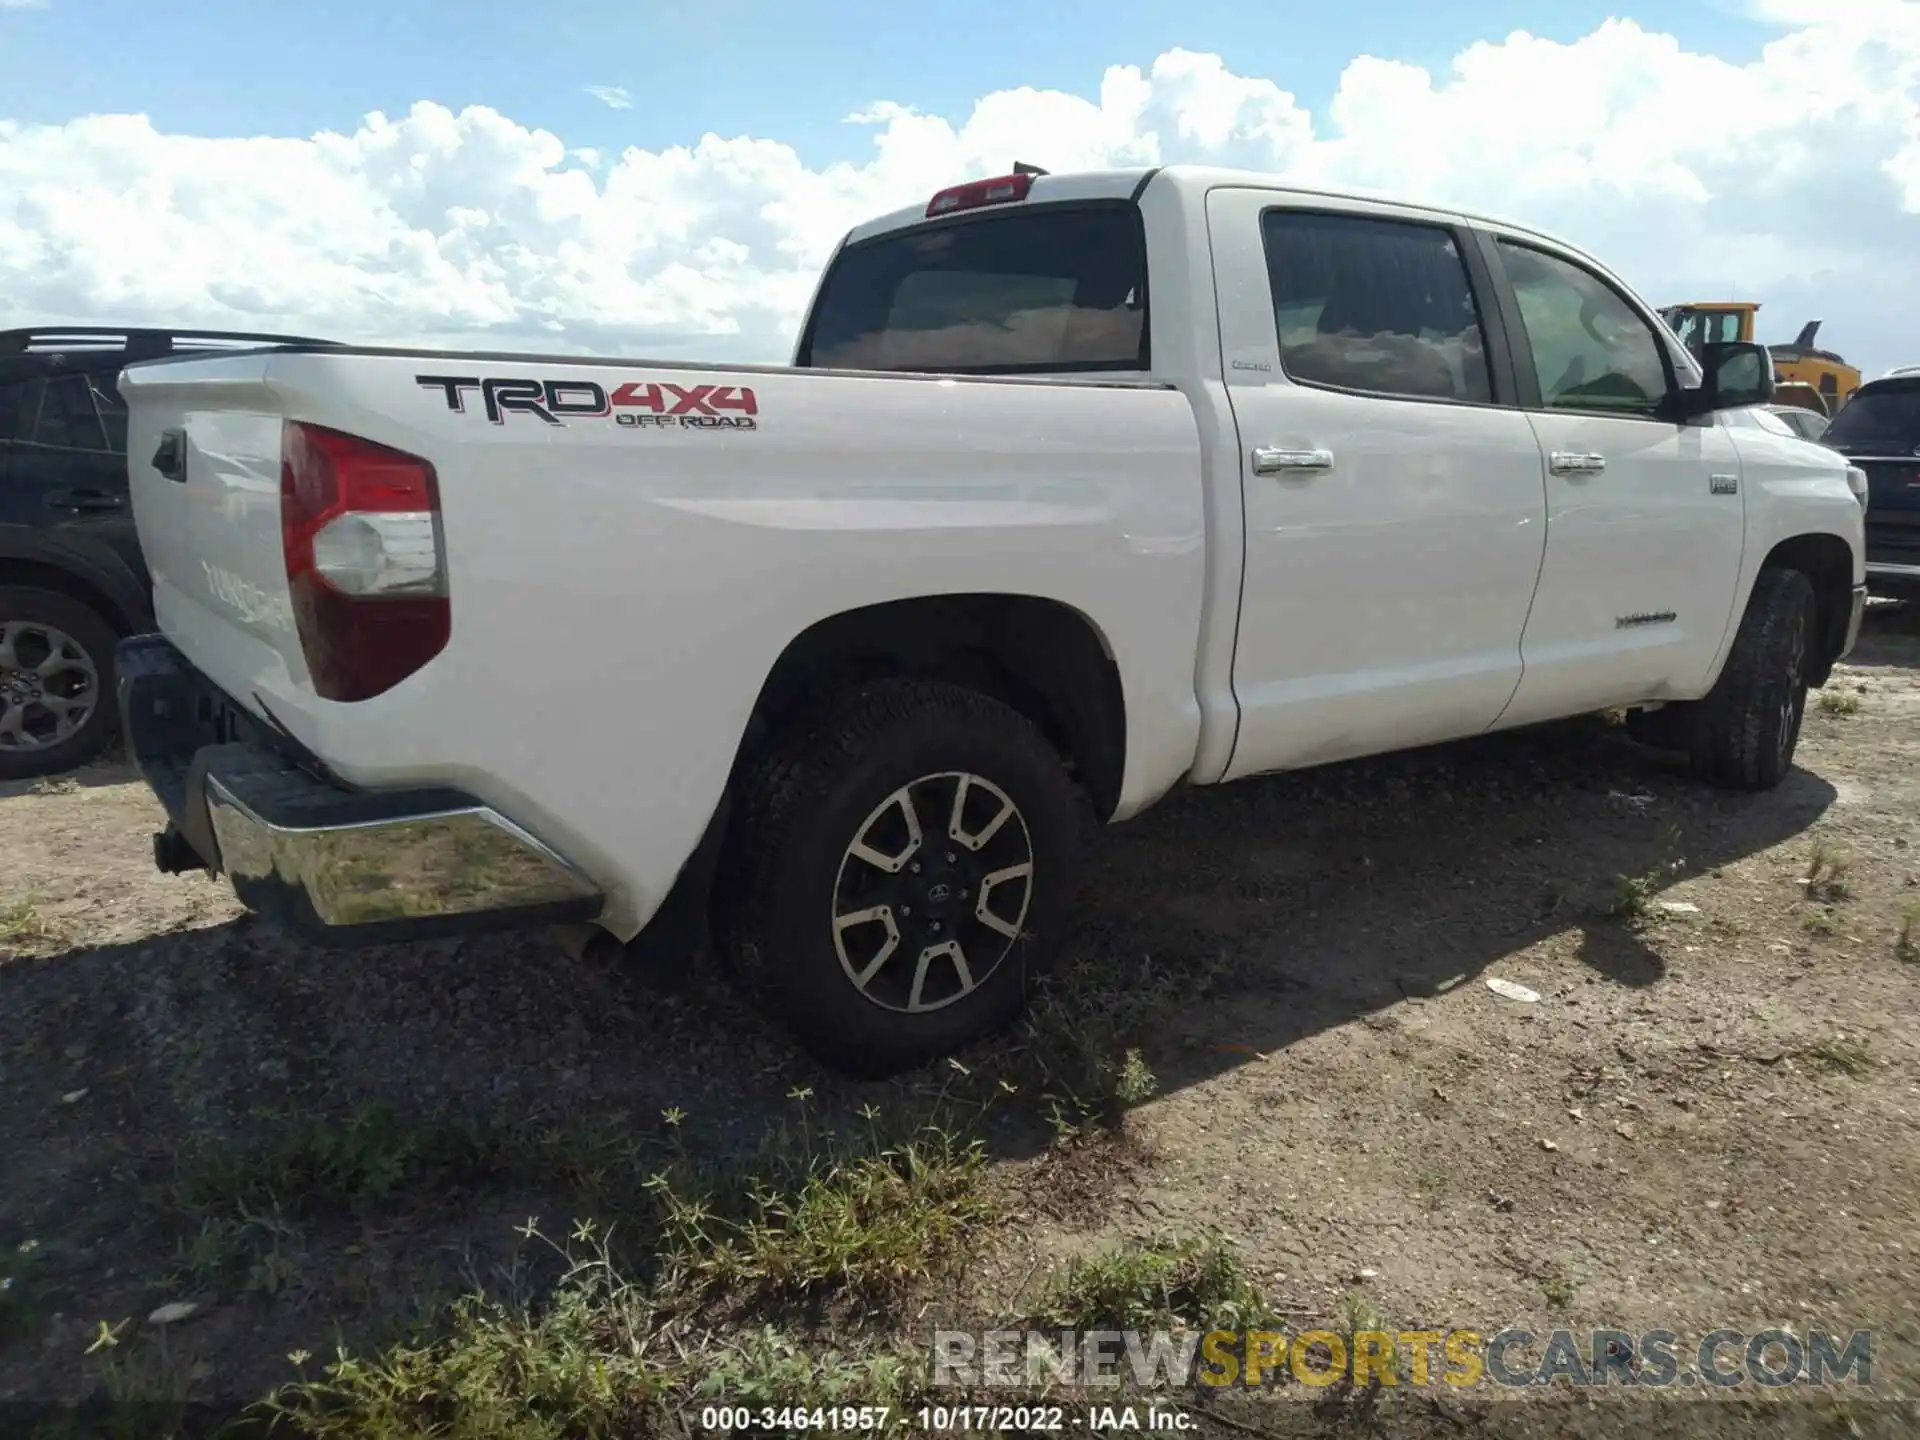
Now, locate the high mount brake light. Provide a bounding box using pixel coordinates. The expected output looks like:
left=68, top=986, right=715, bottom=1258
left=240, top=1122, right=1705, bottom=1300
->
left=280, top=421, right=450, bottom=702
left=925, top=173, right=1034, bottom=218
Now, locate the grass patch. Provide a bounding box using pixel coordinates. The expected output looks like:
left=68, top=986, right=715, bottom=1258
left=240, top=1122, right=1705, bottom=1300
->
left=1541, top=1268, right=1580, bottom=1311
left=1610, top=824, right=1685, bottom=920
left=1802, top=1036, right=1871, bottom=1077
left=144, top=1091, right=1000, bottom=1436
left=1804, top=837, right=1852, bottom=902
left=1019, top=950, right=1223, bottom=1134
left=1337, top=1289, right=1401, bottom=1387
left=1816, top=690, right=1862, bottom=716
left=1028, top=1235, right=1272, bottom=1334
left=1803, top=908, right=1839, bottom=937
left=657, top=1126, right=995, bottom=1297
left=0, top=894, right=60, bottom=957
left=169, top=1103, right=654, bottom=1227
left=30, top=775, right=81, bottom=795
left=253, top=1208, right=940, bottom=1437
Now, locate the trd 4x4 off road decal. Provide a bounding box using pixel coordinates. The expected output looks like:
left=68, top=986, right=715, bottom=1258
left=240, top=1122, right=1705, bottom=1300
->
left=415, top=375, right=758, bottom=431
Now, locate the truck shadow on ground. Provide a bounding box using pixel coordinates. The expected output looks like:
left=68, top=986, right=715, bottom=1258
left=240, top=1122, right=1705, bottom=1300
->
left=0, top=699, right=1840, bottom=1159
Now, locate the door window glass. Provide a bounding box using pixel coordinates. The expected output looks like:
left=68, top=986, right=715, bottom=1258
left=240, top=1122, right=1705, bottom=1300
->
left=34, top=374, right=109, bottom=451
left=88, top=375, right=128, bottom=453
left=1497, top=241, right=1670, bottom=415
left=1, top=379, right=41, bottom=444
left=1262, top=211, right=1492, bottom=403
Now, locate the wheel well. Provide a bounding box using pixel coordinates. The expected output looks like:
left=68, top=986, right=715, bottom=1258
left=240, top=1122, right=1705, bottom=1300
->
left=1760, top=534, right=1853, bottom=686
left=0, top=560, right=136, bottom=634
left=742, top=594, right=1128, bottom=820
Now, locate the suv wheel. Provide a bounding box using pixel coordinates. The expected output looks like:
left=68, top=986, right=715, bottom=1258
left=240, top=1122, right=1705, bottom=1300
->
left=0, top=587, right=122, bottom=781
left=1683, top=568, right=1816, bottom=792
left=718, top=679, right=1084, bottom=1078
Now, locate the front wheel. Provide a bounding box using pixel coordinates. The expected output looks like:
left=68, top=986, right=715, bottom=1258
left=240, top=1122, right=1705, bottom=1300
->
left=1684, top=567, right=1816, bottom=791
left=718, top=679, right=1084, bottom=1078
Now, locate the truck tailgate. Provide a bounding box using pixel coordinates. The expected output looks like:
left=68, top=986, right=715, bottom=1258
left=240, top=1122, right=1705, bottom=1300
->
left=120, top=354, right=312, bottom=712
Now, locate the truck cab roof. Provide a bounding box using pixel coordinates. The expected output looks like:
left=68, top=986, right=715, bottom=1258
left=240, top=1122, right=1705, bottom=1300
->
left=842, top=163, right=1579, bottom=254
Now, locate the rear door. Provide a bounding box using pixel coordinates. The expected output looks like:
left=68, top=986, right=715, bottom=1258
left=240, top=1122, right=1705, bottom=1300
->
left=1482, top=234, right=1747, bottom=727
left=8, top=371, right=146, bottom=582
left=1206, top=189, right=1550, bottom=777
left=1822, top=380, right=1920, bottom=584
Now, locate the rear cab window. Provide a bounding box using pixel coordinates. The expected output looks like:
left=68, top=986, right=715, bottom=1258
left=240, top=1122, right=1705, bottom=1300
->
left=1261, top=210, right=1493, bottom=404
left=797, top=204, right=1149, bottom=375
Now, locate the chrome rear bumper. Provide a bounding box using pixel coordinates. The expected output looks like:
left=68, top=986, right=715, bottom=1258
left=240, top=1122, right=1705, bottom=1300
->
left=204, top=773, right=600, bottom=932
left=118, top=634, right=602, bottom=945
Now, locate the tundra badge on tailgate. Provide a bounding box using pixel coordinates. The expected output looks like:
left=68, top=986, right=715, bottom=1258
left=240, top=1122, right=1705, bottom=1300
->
left=416, top=375, right=758, bottom=431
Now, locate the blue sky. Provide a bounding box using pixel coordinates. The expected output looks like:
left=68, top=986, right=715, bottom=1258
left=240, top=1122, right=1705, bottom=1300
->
left=4, top=0, right=1914, bottom=372
left=3, top=0, right=1768, bottom=164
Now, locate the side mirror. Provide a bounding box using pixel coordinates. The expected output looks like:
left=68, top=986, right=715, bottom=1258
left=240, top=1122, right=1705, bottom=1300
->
left=1683, top=341, right=1775, bottom=416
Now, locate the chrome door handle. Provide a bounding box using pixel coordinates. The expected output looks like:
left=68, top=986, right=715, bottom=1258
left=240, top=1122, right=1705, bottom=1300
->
left=1549, top=451, right=1606, bottom=476
left=1251, top=446, right=1334, bottom=475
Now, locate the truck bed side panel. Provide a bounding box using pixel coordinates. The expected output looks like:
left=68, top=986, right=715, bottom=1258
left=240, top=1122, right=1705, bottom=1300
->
left=121, top=352, right=1207, bottom=936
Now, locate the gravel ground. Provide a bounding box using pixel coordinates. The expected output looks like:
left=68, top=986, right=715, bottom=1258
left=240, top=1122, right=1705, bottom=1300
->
left=1, top=601, right=1917, bottom=1437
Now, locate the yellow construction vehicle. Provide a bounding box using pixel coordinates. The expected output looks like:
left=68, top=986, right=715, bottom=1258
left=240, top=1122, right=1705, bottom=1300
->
left=1657, top=301, right=1862, bottom=413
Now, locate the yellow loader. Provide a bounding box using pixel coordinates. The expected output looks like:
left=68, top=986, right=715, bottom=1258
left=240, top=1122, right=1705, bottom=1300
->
left=1657, top=301, right=1861, bottom=414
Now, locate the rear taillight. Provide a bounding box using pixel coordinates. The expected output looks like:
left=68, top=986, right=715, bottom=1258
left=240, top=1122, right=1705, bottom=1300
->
left=926, top=172, right=1034, bottom=218
left=280, top=421, right=449, bottom=702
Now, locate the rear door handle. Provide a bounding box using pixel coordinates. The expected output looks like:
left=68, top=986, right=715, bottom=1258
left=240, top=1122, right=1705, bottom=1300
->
left=1252, top=446, right=1335, bottom=475
left=1549, top=451, right=1606, bottom=476
left=152, top=428, right=188, bottom=483
left=44, top=489, right=126, bottom=513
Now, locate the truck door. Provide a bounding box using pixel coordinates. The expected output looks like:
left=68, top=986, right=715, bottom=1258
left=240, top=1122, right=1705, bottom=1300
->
left=10, top=371, right=147, bottom=586
left=1205, top=188, right=1550, bottom=778
left=1481, top=235, right=1747, bottom=728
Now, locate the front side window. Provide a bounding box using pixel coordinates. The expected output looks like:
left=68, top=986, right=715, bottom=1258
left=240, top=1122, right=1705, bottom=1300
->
left=1497, top=241, right=1671, bottom=416
left=799, top=205, right=1148, bottom=375
left=1262, top=211, right=1492, bottom=404
left=88, top=374, right=128, bottom=453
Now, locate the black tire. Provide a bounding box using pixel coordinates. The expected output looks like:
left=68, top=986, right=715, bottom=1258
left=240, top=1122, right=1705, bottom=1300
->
left=0, top=586, right=123, bottom=781
left=717, top=678, right=1083, bottom=1078
left=1683, top=568, right=1815, bottom=792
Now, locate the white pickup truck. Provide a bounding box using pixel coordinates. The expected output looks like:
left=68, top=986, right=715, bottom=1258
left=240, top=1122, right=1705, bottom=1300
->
left=114, top=165, right=1868, bottom=1076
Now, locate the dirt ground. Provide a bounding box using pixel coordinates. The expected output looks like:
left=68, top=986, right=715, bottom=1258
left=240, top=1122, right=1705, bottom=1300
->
left=3, top=602, right=1918, bottom=1438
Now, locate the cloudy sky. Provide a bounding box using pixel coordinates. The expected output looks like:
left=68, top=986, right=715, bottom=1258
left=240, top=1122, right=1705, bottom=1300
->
left=2, top=0, right=1917, bottom=375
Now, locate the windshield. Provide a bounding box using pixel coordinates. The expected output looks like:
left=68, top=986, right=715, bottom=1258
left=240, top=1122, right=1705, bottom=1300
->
left=1823, top=383, right=1920, bottom=451
left=797, top=204, right=1149, bottom=375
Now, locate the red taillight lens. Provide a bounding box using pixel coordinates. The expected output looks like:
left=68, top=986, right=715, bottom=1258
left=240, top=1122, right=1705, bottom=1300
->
left=926, top=172, right=1034, bottom=218
left=280, top=421, right=449, bottom=702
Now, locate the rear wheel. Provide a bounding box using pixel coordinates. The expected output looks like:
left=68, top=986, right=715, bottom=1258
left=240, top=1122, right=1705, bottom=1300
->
left=718, top=679, right=1083, bottom=1078
left=0, top=587, right=122, bottom=781
left=1683, top=568, right=1816, bottom=792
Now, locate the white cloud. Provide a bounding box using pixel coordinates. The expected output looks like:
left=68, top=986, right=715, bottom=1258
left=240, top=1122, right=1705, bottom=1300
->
left=2, top=11, right=1918, bottom=372
left=581, top=85, right=633, bottom=111
left=1, top=0, right=53, bottom=10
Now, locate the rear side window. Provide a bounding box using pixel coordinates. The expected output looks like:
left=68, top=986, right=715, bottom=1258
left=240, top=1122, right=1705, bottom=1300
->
left=1824, top=384, right=1920, bottom=450
left=2, top=378, right=41, bottom=443
left=35, top=374, right=109, bottom=451
left=1262, top=211, right=1493, bottom=404
left=799, top=205, right=1148, bottom=375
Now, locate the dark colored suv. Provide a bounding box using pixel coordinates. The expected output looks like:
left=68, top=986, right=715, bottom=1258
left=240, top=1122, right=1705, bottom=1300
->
left=0, top=327, right=327, bottom=778
left=1821, top=374, right=1920, bottom=600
